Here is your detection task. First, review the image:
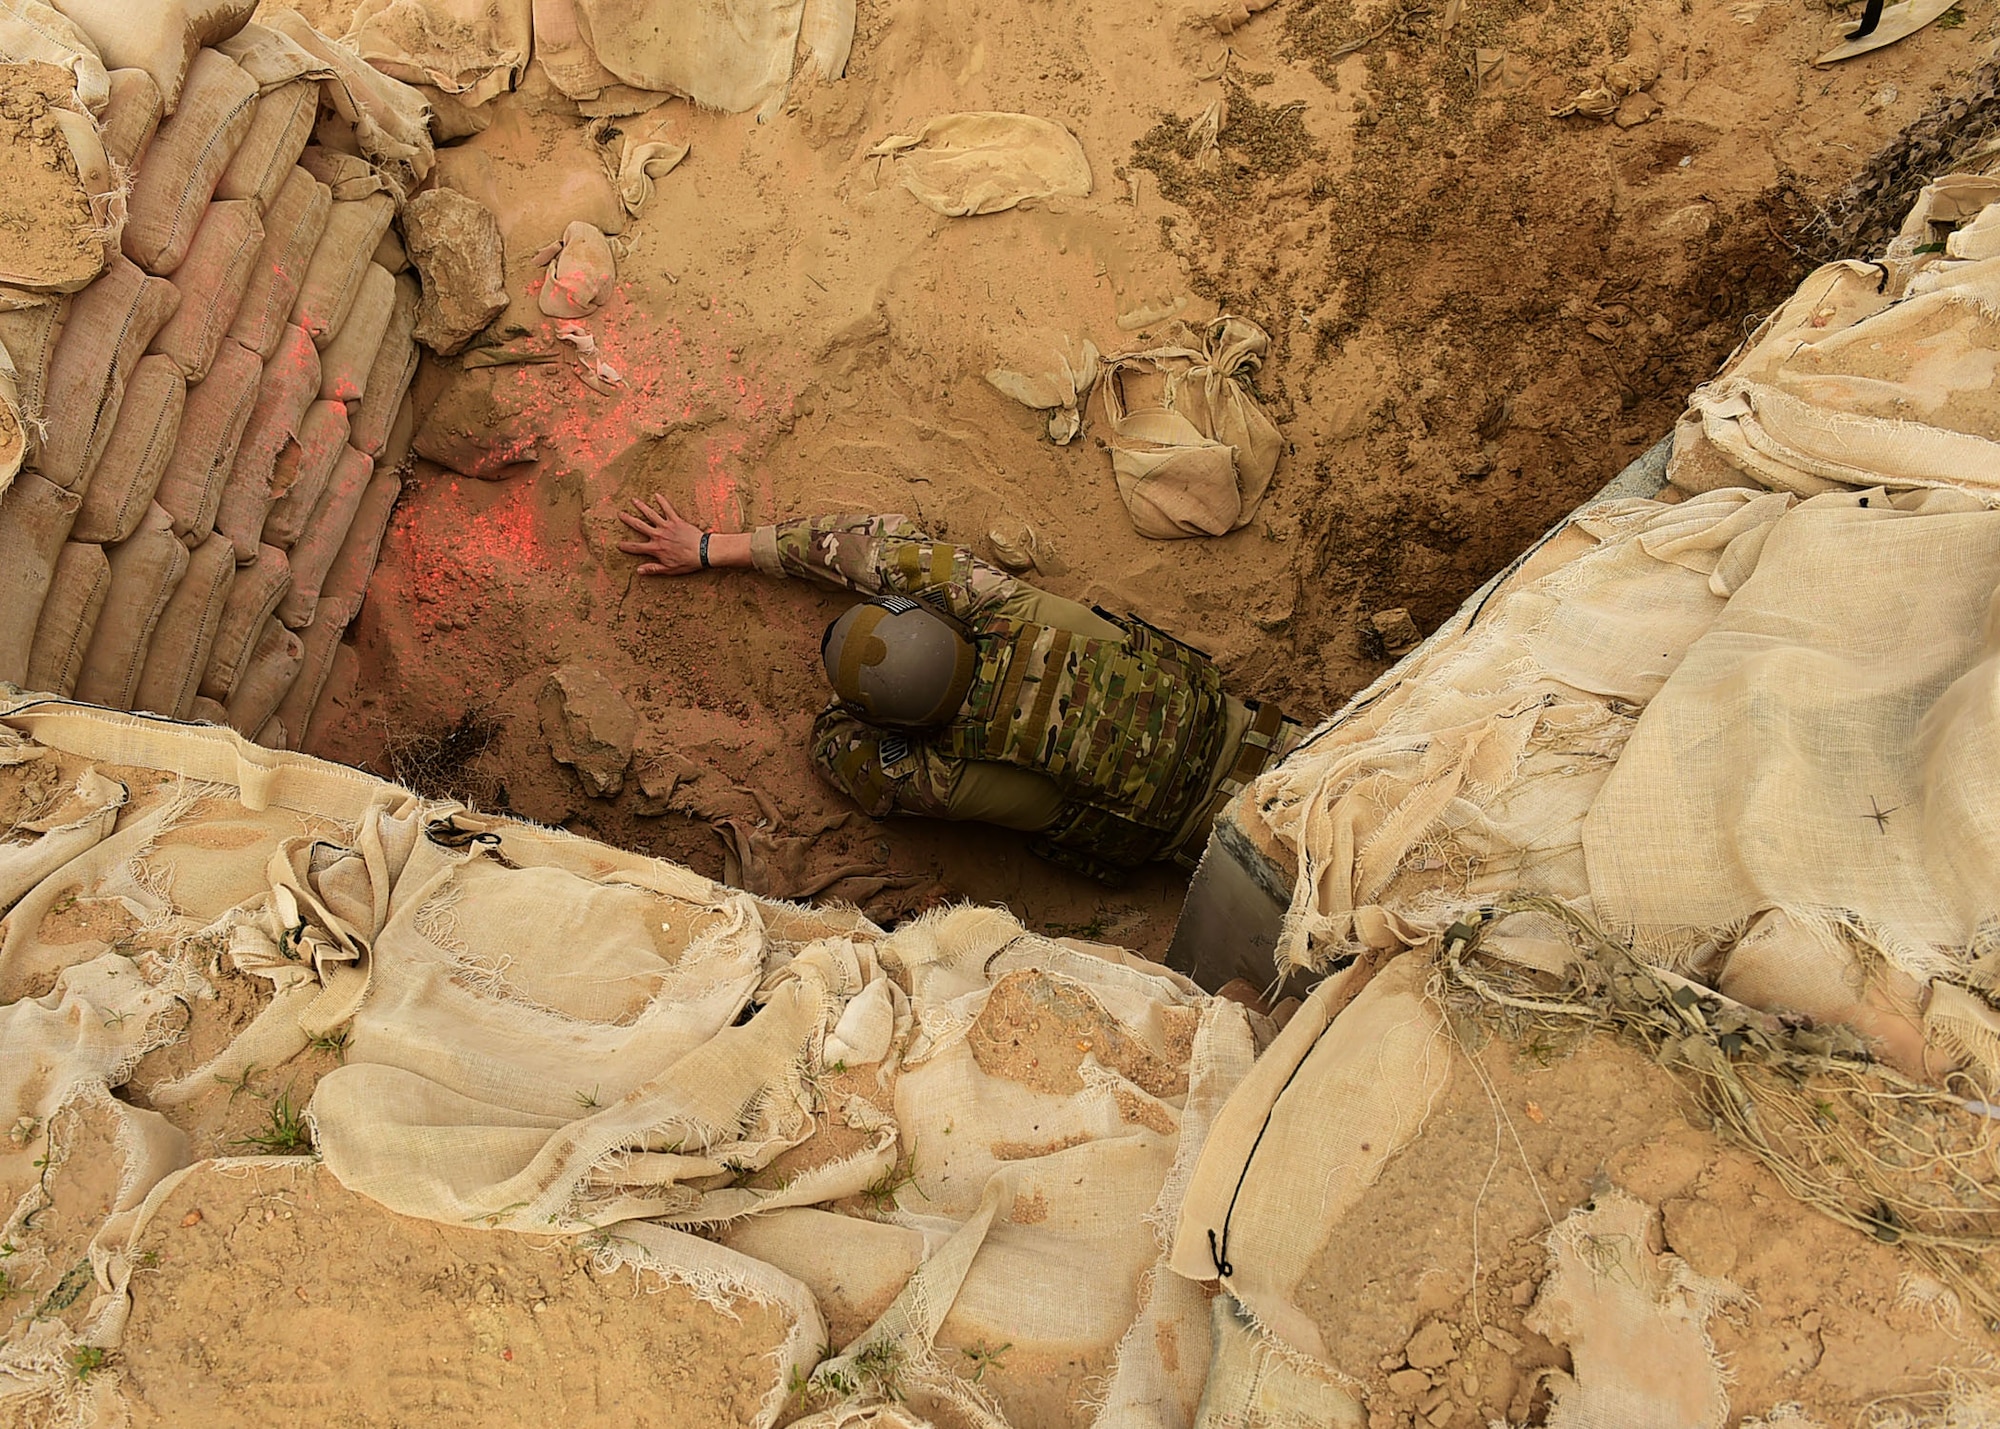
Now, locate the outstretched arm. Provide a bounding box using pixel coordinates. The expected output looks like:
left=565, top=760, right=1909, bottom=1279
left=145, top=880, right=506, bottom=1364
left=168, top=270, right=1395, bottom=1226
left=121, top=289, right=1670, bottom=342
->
left=617, top=496, right=755, bottom=575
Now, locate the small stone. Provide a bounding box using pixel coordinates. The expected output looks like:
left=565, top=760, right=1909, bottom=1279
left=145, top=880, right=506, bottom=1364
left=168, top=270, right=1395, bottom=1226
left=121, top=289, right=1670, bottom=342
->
left=1480, top=1324, right=1524, bottom=1355
left=1388, top=1368, right=1431, bottom=1401
left=630, top=746, right=699, bottom=817
left=1370, top=608, right=1423, bottom=657
left=1511, top=1279, right=1538, bottom=1307
left=403, top=189, right=508, bottom=357
left=1405, top=1319, right=1457, bottom=1370
left=180, top=1209, right=203, bottom=1228
left=538, top=665, right=638, bottom=798
left=987, top=519, right=1039, bottom=572
left=1425, top=1402, right=1455, bottom=1428
left=1613, top=92, right=1661, bottom=128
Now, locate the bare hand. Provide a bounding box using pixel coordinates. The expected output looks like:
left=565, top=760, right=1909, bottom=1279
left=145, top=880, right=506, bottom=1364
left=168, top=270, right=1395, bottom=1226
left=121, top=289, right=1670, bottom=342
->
left=618, top=495, right=704, bottom=576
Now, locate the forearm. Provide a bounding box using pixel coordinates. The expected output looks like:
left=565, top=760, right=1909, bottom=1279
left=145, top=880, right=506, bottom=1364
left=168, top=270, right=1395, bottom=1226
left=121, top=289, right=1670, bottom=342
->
left=701, top=530, right=755, bottom=569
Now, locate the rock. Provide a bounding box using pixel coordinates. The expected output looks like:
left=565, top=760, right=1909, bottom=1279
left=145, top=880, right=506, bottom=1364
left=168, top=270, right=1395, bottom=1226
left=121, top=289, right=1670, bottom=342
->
left=1614, top=92, right=1662, bottom=128
left=537, top=665, right=637, bottom=797
left=1387, top=1368, right=1432, bottom=1401
left=402, top=189, right=508, bottom=357
left=1369, top=607, right=1423, bottom=658
left=1661, top=1195, right=1738, bottom=1277
left=1404, top=1319, right=1457, bottom=1371
left=630, top=747, right=700, bottom=817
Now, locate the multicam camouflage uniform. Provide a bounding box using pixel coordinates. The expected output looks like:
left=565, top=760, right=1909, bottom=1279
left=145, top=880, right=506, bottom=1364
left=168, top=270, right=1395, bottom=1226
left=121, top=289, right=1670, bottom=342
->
left=751, top=514, right=1293, bottom=880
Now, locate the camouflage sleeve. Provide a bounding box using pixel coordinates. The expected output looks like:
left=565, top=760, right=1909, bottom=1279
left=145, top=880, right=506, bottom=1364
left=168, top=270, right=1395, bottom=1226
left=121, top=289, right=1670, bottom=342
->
left=809, top=705, right=959, bottom=820
left=751, top=513, right=1023, bottom=621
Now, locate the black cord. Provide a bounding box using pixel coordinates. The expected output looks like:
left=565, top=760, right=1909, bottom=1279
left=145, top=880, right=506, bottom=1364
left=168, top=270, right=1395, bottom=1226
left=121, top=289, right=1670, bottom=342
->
left=1206, top=1022, right=1322, bottom=1279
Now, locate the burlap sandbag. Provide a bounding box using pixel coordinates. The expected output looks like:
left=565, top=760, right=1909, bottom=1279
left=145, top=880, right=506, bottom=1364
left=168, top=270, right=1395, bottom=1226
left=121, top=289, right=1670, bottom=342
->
left=99, top=67, right=163, bottom=168
left=318, top=462, right=399, bottom=613
left=120, top=49, right=259, bottom=275
left=298, top=144, right=397, bottom=203
left=198, top=541, right=288, bottom=701
left=345, top=0, right=530, bottom=105
left=226, top=174, right=328, bottom=365
left=304, top=637, right=357, bottom=746
left=23, top=540, right=109, bottom=697
left=277, top=444, right=371, bottom=629
left=70, top=353, right=186, bottom=544
left=290, top=194, right=395, bottom=347
left=317, top=263, right=395, bottom=403
left=153, top=337, right=260, bottom=541
left=0, top=290, right=69, bottom=459
left=260, top=10, right=433, bottom=184
left=0, top=1, right=107, bottom=113
left=215, top=77, right=316, bottom=210
left=536, top=0, right=821, bottom=117
left=186, top=693, right=226, bottom=723
left=1098, top=317, right=1283, bottom=540
left=867, top=113, right=1092, bottom=216
left=261, top=397, right=348, bottom=548
left=148, top=200, right=265, bottom=382
left=222, top=614, right=303, bottom=735
left=130, top=530, right=236, bottom=717
left=0, top=471, right=80, bottom=684
left=33, top=255, right=180, bottom=491
left=347, top=274, right=416, bottom=456
left=0, top=63, right=117, bottom=293
left=47, top=0, right=256, bottom=114
left=273, top=591, right=351, bottom=752
left=73, top=501, right=189, bottom=708
left=216, top=323, right=320, bottom=560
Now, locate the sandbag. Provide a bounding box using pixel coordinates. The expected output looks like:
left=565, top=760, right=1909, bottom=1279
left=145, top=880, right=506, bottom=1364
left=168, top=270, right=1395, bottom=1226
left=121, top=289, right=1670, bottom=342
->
left=131, top=530, right=235, bottom=717
left=346, top=0, right=530, bottom=105
left=72, top=501, right=188, bottom=708
left=319, top=460, right=400, bottom=612
left=121, top=49, right=259, bottom=275
left=1099, top=317, right=1284, bottom=540
left=99, top=67, right=163, bottom=168
left=187, top=693, right=225, bottom=723
left=227, top=166, right=329, bottom=359
left=0, top=1, right=109, bottom=113
left=0, top=470, right=79, bottom=684
left=277, top=444, right=371, bottom=628
left=198, top=541, right=288, bottom=701
left=533, top=220, right=613, bottom=319
left=0, top=290, right=67, bottom=454
left=262, top=397, right=348, bottom=548
left=382, top=387, right=415, bottom=469
left=273, top=592, right=350, bottom=754
left=153, top=337, right=260, bottom=541
left=348, top=275, right=417, bottom=455
left=47, top=0, right=256, bottom=115
left=215, top=77, right=316, bottom=210
left=34, top=256, right=180, bottom=491
left=214, top=18, right=336, bottom=90
left=289, top=194, right=394, bottom=345
left=0, top=61, right=117, bottom=293
left=298, top=144, right=397, bottom=203
left=318, top=263, right=395, bottom=403
left=23, top=540, right=109, bottom=696
left=262, top=9, right=434, bottom=184
left=304, top=638, right=357, bottom=746
left=867, top=113, right=1092, bottom=217
left=214, top=323, right=321, bottom=561
left=70, top=353, right=185, bottom=544
left=222, top=614, right=302, bottom=735
left=372, top=224, right=407, bottom=273
left=148, top=200, right=265, bottom=382
left=255, top=712, right=286, bottom=748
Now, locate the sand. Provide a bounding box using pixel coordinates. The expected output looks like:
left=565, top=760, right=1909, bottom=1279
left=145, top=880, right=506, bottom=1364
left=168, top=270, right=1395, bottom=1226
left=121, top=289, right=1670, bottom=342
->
left=0, top=63, right=105, bottom=293
left=290, top=0, right=1986, bottom=956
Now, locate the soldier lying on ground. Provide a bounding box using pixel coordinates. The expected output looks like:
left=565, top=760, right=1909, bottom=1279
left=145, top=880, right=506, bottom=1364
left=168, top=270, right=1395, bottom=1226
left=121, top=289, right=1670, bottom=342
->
left=619, top=497, right=1303, bottom=882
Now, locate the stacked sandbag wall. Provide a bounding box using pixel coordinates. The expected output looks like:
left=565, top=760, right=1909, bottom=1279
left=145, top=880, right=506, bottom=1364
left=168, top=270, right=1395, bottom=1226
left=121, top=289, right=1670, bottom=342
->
left=0, top=2, right=422, bottom=754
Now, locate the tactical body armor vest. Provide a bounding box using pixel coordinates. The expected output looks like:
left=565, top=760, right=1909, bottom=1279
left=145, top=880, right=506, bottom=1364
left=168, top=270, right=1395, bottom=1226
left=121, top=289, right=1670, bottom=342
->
left=937, top=610, right=1228, bottom=879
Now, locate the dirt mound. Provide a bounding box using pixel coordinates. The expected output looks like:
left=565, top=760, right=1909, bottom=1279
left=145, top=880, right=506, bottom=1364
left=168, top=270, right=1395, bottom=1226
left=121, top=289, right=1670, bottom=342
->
left=118, top=1161, right=787, bottom=1427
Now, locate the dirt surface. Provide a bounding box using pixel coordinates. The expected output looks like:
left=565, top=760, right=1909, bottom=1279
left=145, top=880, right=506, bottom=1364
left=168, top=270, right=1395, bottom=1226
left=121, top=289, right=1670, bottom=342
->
left=117, top=1161, right=788, bottom=1427
left=294, top=0, right=1986, bottom=948
left=1308, top=1029, right=1996, bottom=1428
left=0, top=62, right=104, bottom=293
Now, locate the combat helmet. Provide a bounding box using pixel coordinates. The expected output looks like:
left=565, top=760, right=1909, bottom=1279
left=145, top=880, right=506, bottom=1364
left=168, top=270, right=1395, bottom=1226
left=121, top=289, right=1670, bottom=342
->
left=821, top=595, right=976, bottom=728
